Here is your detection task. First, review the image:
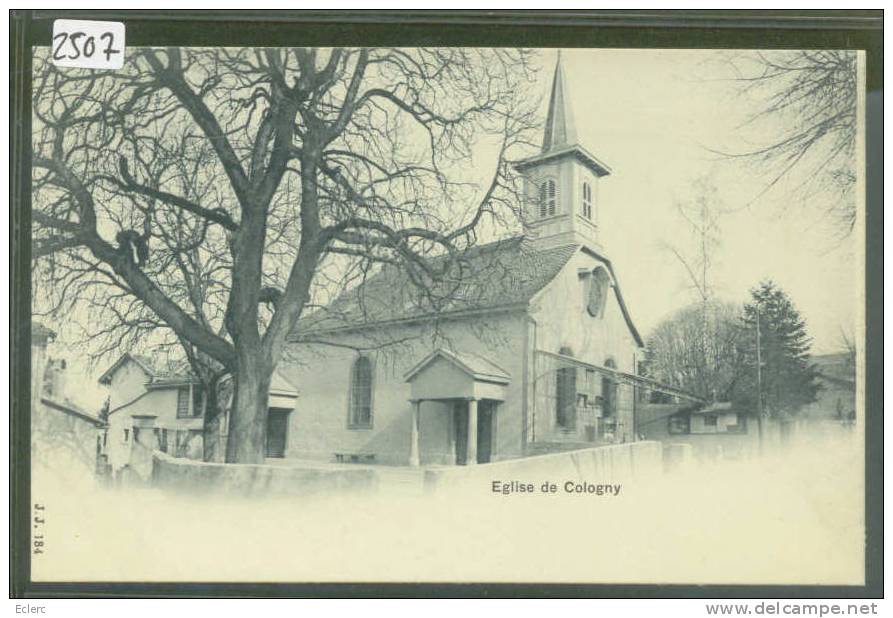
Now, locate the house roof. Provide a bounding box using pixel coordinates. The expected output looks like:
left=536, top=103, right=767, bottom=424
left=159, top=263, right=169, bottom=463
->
left=812, top=352, right=856, bottom=387
left=291, top=236, right=579, bottom=337
left=41, top=396, right=105, bottom=427
left=98, top=352, right=194, bottom=385
left=269, top=370, right=298, bottom=396
left=404, top=348, right=511, bottom=385
left=691, top=401, right=735, bottom=415
left=32, top=321, right=56, bottom=344
left=101, top=351, right=299, bottom=400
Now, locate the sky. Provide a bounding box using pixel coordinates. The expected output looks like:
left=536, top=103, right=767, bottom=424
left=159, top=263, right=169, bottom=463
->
left=44, top=46, right=863, bottom=412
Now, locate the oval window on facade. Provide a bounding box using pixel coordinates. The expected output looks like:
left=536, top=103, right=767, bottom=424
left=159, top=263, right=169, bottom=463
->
left=587, top=267, right=611, bottom=317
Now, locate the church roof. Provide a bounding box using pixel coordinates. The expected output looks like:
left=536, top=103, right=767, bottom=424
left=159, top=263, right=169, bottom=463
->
left=542, top=52, right=577, bottom=153
left=292, top=236, right=578, bottom=337
left=515, top=52, right=611, bottom=178
left=292, top=237, right=644, bottom=348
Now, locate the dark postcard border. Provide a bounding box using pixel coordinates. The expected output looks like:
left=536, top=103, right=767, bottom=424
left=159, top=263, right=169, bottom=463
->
left=10, top=9, right=883, bottom=599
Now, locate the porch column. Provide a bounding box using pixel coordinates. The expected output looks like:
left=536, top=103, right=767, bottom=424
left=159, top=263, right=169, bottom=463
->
left=409, top=399, right=421, bottom=467
left=466, top=398, right=478, bottom=465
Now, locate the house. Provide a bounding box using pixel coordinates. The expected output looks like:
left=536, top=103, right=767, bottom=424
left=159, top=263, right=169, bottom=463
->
left=637, top=401, right=764, bottom=461
left=273, top=55, right=673, bottom=466
left=801, top=352, right=856, bottom=422
left=31, top=322, right=106, bottom=486
left=794, top=351, right=857, bottom=442
left=98, top=351, right=298, bottom=470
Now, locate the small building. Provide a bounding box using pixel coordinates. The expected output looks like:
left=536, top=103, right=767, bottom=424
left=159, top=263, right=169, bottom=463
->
left=98, top=352, right=298, bottom=469
left=801, top=352, right=856, bottom=422
left=31, top=322, right=106, bottom=486
left=793, top=351, right=857, bottom=442
left=638, top=401, right=765, bottom=461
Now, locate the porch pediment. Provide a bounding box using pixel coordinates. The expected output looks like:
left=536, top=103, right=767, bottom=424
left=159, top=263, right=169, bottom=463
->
left=404, top=348, right=510, bottom=402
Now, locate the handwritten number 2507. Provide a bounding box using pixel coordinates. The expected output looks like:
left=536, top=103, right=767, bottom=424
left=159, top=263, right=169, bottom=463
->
left=52, top=31, right=120, bottom=62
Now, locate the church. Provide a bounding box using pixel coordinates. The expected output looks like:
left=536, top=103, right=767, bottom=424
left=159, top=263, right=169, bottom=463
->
left=273, top=55, right=652, bottom=467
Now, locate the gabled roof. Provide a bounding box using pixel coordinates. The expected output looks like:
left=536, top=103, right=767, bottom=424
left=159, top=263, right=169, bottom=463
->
left=269, top=370, right=298, bottom=396
left=32, top=321, right=56, bottom=344
left=691, top=401, right=735, bottom=415
left=513, top=53, right=611, bottom=178
left=101, top=351, right=299, bottom=403
left=542, top=51, right=577, bottom=154
left=292, top=236, right=578, bottom=337
left=578, top=246, right=644, bottom=348
left=291, top=235, right=644, bottom=349
left=404, top=348, right=511, bottom=385
left=41, top=396, right=105, bottom=427
left=514, top=144, right=612, bottom=178
left=98, top=352, right=194, bottom=385
left=811, top=352, right=856, bottom=387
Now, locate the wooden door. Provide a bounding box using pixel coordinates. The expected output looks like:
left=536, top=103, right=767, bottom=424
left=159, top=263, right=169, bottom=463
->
left=265, top=408, right=290, bottom=458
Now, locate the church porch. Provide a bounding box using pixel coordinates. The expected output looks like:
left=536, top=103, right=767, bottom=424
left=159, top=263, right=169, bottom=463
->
left=404, top=349, right=511, bottom=466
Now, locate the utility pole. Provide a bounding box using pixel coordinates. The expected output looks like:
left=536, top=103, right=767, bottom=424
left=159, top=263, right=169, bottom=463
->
left=755, top=301, right=764, bottom=454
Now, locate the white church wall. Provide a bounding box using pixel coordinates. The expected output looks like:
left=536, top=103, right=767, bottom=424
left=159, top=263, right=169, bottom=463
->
left=528, top=248, right=642, bottom=445
left=280, top=311, right=528, bottom=465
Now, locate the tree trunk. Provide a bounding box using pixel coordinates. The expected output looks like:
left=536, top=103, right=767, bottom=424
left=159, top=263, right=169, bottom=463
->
left=202, top=375, right=225, bottom=462
left=225, top=352, right=272, bottom=464
left=202, top=385, right=218, bottom=462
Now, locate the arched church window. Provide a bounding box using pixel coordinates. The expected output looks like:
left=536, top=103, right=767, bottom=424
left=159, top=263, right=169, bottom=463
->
left=555, top=346, right=577, bottom=430
left=348, top=356, right=374, bottom=429
left=539, top=179, right=556, bottom=218
left=582, top=182, right=593, bottom=220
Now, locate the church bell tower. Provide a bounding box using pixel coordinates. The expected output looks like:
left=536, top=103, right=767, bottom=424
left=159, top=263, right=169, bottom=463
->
left=515, top=52, right=612, bottom=252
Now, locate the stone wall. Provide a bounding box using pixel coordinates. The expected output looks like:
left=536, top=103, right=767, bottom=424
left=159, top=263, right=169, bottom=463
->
left=123, top=439, right=376, bottom=497
left=424, top=440, right=662, bottom=492
left=150, top=453, right=378, bottom=498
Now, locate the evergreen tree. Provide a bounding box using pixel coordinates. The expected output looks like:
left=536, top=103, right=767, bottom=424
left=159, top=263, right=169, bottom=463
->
left=735, top=281, right=820, bottom=419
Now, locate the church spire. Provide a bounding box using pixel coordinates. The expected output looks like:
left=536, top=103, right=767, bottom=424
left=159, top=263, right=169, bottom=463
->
left=541, top=50, right=578, bottom=153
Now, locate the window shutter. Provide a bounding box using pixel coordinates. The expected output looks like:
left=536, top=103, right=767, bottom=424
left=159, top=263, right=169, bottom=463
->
left=539, top=183, right=547, bottom=218
left=547, top=179, right=556, bottom=216
left=176, top=386, right=190, bottom=418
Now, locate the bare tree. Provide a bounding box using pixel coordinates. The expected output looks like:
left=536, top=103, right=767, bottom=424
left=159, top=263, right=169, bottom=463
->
left=719, top=50, right=858, bottom=232
left=660, top=175, right=725, bottom=400
left=32, top=47, right=539, bottom=463
left=663, top=175, right=722, bottom=305
left=645, top=301, right=744, bottom=401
